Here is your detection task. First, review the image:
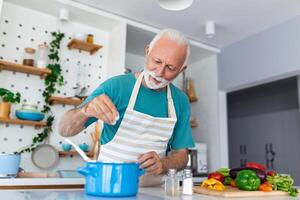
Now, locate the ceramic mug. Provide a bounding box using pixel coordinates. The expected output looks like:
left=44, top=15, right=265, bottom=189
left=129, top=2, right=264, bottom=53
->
left=79, top=143, right=89, bottom=152
left=62, top=143, right=72, bottom=151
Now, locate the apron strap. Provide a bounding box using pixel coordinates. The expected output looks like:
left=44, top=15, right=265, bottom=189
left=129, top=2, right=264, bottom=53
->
left=127, top=71, right=177, bottom=119
left=167, top=85, right=177, bottom=120
left=127, top=72, right=144, bottom=109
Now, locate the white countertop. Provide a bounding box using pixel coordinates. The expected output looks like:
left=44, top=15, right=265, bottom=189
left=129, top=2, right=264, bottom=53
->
left=0, top=178, right=84, bottom=186
left=0, top=186, right=299, bottom=200
left=0, top=176, right=206, bottom=186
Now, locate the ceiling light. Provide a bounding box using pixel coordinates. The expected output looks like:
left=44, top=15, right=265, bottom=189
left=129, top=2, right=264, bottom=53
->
left=158, top=0, right=194, bottom=11
left=205, top=21, right=215, bottom=38
left=59, top=9, right=69, bottom=21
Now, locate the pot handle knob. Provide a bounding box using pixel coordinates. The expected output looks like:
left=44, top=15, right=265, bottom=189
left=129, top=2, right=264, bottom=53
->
left=77, top=167, right=95, bottom=177
left=139, top=168, right=145, bottom=176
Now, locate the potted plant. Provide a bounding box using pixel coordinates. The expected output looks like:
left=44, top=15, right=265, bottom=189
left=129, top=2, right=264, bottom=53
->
left=0, top=88, right=21, bottom=119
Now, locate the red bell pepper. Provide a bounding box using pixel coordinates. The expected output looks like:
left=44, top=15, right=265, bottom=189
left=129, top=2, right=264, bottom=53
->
left=208, top=172, right=225, bottom=183
left=245, top=162, right=266, bottom=172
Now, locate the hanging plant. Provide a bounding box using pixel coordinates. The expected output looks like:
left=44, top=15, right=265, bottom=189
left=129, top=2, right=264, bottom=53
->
left=0, top=88, right=21, bottom=103
left=17, top=31, right=65, bottom=154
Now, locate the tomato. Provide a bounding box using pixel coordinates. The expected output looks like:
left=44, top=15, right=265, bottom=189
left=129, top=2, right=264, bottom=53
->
left=208, top=172, right=225, bottom=183
left=245, top=162, right=266, bottom=172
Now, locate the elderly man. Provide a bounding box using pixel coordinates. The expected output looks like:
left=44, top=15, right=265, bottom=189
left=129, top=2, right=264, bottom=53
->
left=59, top=28, right=195, bottom=183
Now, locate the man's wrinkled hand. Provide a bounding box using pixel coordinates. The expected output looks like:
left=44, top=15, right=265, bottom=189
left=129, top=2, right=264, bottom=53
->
left=138, top=151, right=166, bottom=175
left=81, top=94, right=119, bottom=125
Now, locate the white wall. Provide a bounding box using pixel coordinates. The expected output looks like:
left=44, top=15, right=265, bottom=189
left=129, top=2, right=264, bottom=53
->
left=106, top=22, right=127, bottom=78
left=187, top=55, right=223, bottom=171
left=0, top=0, right=3, bottom=17
left=218, top=16, right=300, bottom=92
left=125, top=52, right=144, bottom=72
left=0, top=1, right=119, bottom=172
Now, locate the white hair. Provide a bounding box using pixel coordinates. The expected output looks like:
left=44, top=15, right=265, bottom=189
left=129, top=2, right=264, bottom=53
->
left=148, top=28, right=190, bottom=68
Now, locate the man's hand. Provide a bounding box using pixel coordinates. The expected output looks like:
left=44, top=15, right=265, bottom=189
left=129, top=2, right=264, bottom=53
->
left=138, top=151, right=166, bottom=175
left=81, top=94, right=119, bottom=125
left=138, top=149, right=189, bottom=176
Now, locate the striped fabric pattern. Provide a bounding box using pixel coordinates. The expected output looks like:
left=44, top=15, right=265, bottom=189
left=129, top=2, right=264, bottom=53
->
left=98, top=72, right=177, bottom=163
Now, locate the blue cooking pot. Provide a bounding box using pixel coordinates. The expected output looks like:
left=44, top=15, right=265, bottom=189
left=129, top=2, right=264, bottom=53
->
left=0, top=153, right=21, bottom=178
left=77, top=162, right=145, bottom=197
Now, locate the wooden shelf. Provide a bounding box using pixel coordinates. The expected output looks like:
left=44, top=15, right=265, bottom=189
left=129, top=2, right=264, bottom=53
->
left=0, top=117, right=47, bottom=128
left=49, top=96, right=84, bottom=106
left=0, top=60, right=51, bottom=79
left=67, top=39, right=102, bottom=55
left=59, top=151, right=93, bottom=158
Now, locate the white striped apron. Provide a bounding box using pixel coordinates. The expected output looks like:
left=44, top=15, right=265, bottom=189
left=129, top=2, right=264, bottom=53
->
left=98, top=72, right=177, bottom=186
left=98, top=71, right=177, bottom=162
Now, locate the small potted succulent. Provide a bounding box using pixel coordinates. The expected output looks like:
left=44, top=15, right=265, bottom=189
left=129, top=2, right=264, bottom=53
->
left=0, top=88, right=21, bottom=119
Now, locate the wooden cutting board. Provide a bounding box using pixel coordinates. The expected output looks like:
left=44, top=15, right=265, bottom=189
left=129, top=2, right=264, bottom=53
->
left=194, top=186, right=290, bottom=198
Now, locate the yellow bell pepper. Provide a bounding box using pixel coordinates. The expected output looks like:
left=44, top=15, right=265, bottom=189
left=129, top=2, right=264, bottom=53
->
left=201, top=178, right=225, bottom=191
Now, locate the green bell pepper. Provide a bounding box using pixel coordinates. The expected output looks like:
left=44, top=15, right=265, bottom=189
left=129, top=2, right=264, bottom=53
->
left=235, top=169, right=260, bottom=191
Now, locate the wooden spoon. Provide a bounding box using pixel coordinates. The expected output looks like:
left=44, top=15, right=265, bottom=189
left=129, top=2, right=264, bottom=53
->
left=92, top=121, right=102, bottom=160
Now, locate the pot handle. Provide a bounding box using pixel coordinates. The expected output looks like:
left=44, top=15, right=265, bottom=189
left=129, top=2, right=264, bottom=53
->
left=77, top=167, right=95, bottom=177
left=139, top=168, right=145, bottom=176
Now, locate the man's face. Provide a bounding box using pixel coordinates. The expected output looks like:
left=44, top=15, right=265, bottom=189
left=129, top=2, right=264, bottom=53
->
left=144, top=36, right=187, bottom=87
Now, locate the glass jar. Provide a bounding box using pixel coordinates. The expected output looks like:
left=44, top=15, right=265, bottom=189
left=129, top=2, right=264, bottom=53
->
left=86, top=34, right=94, bottom=44
left=182, top=168, right=193, bottom=195
left=23, top=48, right=35, bottom=66
left=165, top=169, right=180, bottom=196
left=36, top=44, right=49, bottom=69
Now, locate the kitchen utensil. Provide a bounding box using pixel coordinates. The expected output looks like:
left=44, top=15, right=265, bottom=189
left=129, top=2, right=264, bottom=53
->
left=187, top=77, right=198, bottom=102
left=188, top=149, right=198, bottom=175
left=90, top=121, right=101, bottom=160
left=62, top=143, right=72, bottom=151
left=31, top=144, right=59, bottom=169
left=36, top=43, right=48, bottom=69
left=15, top=109, right=45, bottom=121
left=79, top=143, right=89, bottom=152
left=23, top=47, right=35, bottom=66
left=65, top=138, right=91, bottom=162
left=77, top=162, right=144, bottom=197
left=21, top=103, right=38, bottom=111
left=0, top=153, right=21, bottom=178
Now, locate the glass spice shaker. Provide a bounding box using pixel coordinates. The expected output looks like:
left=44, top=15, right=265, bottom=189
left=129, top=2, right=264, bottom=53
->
left=36, top=44, right=49, bottom=69
left=86, top=34, right=94, bottom=44
left=23, top=47, right=35, bottom=66
left=182, top=168, right=193, bottom=195
left=165, top=169, right=180, bottom=196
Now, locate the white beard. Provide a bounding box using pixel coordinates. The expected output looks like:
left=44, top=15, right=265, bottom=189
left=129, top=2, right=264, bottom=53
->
left=143, top=68, right=171, bottom=89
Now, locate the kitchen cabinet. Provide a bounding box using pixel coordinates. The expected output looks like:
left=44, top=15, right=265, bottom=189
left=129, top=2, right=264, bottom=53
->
left=228, top=77, right=300, bottom=184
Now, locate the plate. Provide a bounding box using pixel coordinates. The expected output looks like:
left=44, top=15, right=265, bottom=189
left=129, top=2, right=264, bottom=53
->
left=31, top=144, right=59, bottom=169
left=16, top=109, right=45, bottom=121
